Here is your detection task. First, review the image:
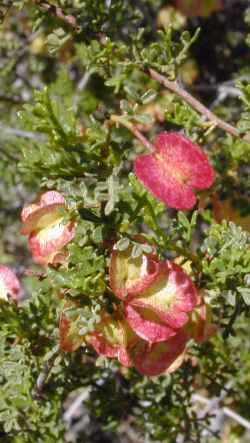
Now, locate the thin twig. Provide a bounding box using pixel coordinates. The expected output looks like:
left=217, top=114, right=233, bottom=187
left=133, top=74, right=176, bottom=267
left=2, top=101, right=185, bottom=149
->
left=73, top=71, right=91, bottom=110
left=149, top=68, right=250, bottom=144
left=30, top=1, right=250, bottom=145
left=0, top=124, right=46, bottom=141
left=77, top=71, right=91, bottom=92
left=192, top=392, right=250, bottom=431
left=63, top=387, right=91, bottom=424
left=192, top=381, right=234, bottom=439
left=0, top=94, right=25, bottom=105
left=32, top=0, right=78, bottom=30
left=223, top=407, right=250, bottom=431
left=33, top=347, right=59, bottom=398
left=30, top=0, right=250, bottom=144
left=110, top=114, right=155, bottom=152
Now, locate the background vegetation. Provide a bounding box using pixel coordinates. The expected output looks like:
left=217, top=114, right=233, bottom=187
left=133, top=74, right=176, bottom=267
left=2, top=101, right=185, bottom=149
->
left=0, top=0, right=250, bottom=442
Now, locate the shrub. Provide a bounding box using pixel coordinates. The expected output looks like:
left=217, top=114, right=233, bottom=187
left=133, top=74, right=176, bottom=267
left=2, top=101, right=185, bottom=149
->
left=0, top=1, right=250, bottom=442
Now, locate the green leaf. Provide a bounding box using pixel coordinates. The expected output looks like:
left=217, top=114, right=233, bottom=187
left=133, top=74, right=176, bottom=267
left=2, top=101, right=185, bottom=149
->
left=47, top=28, right=71, bottom=55
left=237, top=287, right=250, bottom=305
left=227, top=291, right=236, bottom=307
left=140, top=89, right=157, bottom=104
left=120, top=100, right=134, bottom=114
left=116, top=237, right=130, bottom=251
left=177, top=211, right=190, bottom=228
left=133, top=113, right=153, bottom=125
left=104, top=166, right=121, bottom=216
left=124, top=85, right=140, bottom=101
left=131, top=243, right=143, bottom=258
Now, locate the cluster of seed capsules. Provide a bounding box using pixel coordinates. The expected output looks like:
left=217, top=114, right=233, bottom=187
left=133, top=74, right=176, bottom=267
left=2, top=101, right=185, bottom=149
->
left=61, top=241, right=216, bottom=376
left=0, top=133, right=216, bottom=376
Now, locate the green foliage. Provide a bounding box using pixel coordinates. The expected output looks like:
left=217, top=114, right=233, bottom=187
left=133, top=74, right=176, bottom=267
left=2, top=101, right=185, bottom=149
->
left=0, top=1, right=250, bottom=442
left=201, top=222, right=250, bottom=313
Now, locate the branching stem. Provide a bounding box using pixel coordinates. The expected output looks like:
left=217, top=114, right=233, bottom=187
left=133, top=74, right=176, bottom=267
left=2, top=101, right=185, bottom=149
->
left=31, top=2, right=250, bottom=145
left=149, top=68, right=250, bottom=144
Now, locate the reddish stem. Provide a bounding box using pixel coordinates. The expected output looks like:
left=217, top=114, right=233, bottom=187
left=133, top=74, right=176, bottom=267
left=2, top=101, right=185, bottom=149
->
left=32, top=0, right=78, bottom=30
left=110, top=115, right=155, bottom=152
left=149, top=68, right=250, bottom=144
